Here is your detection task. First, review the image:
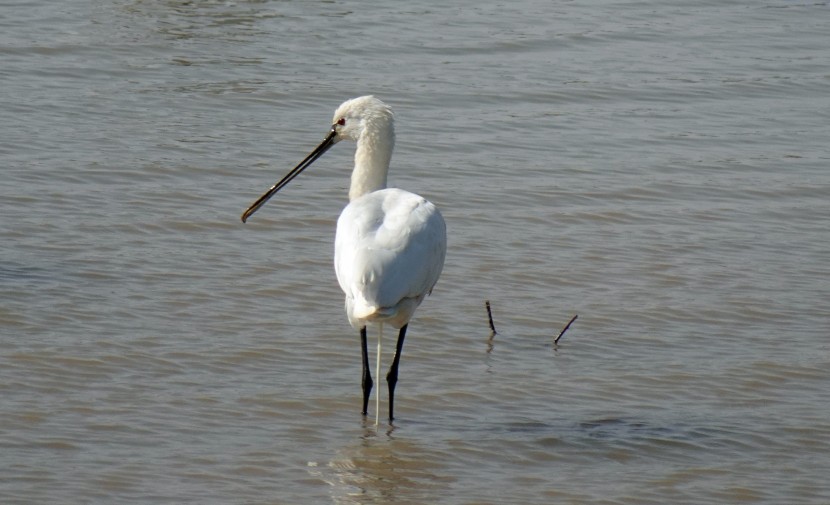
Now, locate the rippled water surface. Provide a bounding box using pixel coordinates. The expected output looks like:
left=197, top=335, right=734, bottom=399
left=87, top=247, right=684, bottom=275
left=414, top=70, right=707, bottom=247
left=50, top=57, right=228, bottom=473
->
left=2, top=0, right=829, bottom=503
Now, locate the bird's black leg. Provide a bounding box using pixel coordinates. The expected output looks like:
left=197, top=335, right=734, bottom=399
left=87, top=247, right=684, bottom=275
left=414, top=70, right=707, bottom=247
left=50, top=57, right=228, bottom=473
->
left=360, top=326, right=373, bottom=416
left=386, top=324, right=408, bottom=422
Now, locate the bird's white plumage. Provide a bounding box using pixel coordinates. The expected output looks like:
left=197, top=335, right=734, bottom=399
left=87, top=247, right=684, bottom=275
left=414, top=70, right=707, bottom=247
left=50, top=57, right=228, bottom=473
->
left=330, top=96, right=446, bottom=424
left=335, top=187, right=446, bottom=329
left=327, top=96, right=446, bottom=332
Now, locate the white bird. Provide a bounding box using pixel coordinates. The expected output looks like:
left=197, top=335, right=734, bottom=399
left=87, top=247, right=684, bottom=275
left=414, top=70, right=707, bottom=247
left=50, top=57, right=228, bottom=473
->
left=242, top=96, right=447, bottom=424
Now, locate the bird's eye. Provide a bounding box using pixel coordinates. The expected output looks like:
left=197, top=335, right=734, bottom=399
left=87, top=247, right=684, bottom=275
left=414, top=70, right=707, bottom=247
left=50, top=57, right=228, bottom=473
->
left=336, top=117, right=346, bottom=126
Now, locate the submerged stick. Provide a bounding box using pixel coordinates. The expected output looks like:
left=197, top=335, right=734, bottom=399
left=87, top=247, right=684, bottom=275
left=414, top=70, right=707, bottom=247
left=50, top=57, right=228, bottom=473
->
left=554, top=314, right=578, bottom=344
left=485, top=300, right=497, bottom=334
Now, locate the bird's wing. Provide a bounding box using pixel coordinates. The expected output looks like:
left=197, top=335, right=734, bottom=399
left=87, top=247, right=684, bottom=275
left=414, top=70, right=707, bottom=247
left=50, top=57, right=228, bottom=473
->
left=335, top=188, right=447, bottom=314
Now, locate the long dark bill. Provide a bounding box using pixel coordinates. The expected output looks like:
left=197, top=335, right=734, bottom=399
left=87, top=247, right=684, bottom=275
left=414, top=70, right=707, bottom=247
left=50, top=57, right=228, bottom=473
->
left=241, top=127, right=338, bottom=223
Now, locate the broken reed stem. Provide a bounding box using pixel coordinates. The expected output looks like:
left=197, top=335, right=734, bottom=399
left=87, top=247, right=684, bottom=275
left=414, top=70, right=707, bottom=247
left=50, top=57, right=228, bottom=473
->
left=485, top=300, right=497, bottom=334
left=554, top=314, right=578, bottom=344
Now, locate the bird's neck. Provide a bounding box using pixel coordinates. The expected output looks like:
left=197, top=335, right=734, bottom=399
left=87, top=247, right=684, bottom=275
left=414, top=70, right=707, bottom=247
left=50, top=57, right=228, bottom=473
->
left=349, top=128, right=393, bottom=201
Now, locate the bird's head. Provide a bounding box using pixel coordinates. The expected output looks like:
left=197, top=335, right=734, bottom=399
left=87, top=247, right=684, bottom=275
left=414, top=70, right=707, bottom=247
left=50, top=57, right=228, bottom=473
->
left=331, top=95, right=395, bottom=143
left=241, top=96, right=394, bottom=223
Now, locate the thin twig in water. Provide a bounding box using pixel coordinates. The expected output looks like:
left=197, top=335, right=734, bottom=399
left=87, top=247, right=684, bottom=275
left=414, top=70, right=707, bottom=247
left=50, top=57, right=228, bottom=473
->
left=554, top=314, right=578, bottom=344
left=485, top=300, right=497, bottom=334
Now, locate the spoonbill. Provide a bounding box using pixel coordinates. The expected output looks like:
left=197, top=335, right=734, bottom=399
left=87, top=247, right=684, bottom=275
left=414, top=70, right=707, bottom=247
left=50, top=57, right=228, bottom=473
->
left=241, top=96, right=447, bottom=424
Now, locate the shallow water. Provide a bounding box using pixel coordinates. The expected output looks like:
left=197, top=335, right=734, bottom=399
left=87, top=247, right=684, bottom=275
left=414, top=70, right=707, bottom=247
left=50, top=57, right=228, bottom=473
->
left=2, top=0, right=829, bottom=503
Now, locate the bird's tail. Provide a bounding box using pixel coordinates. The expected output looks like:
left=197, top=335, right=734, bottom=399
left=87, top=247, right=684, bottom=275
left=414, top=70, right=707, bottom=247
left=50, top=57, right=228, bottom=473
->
left=354, top=295, right=396, bottom=321
left=353, top=297, right=379, bottom=320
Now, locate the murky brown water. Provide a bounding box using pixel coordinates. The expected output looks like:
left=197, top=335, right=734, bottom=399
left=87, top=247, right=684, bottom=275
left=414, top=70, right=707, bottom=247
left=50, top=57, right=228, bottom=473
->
left=2, top=0, right=829, bottom=503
